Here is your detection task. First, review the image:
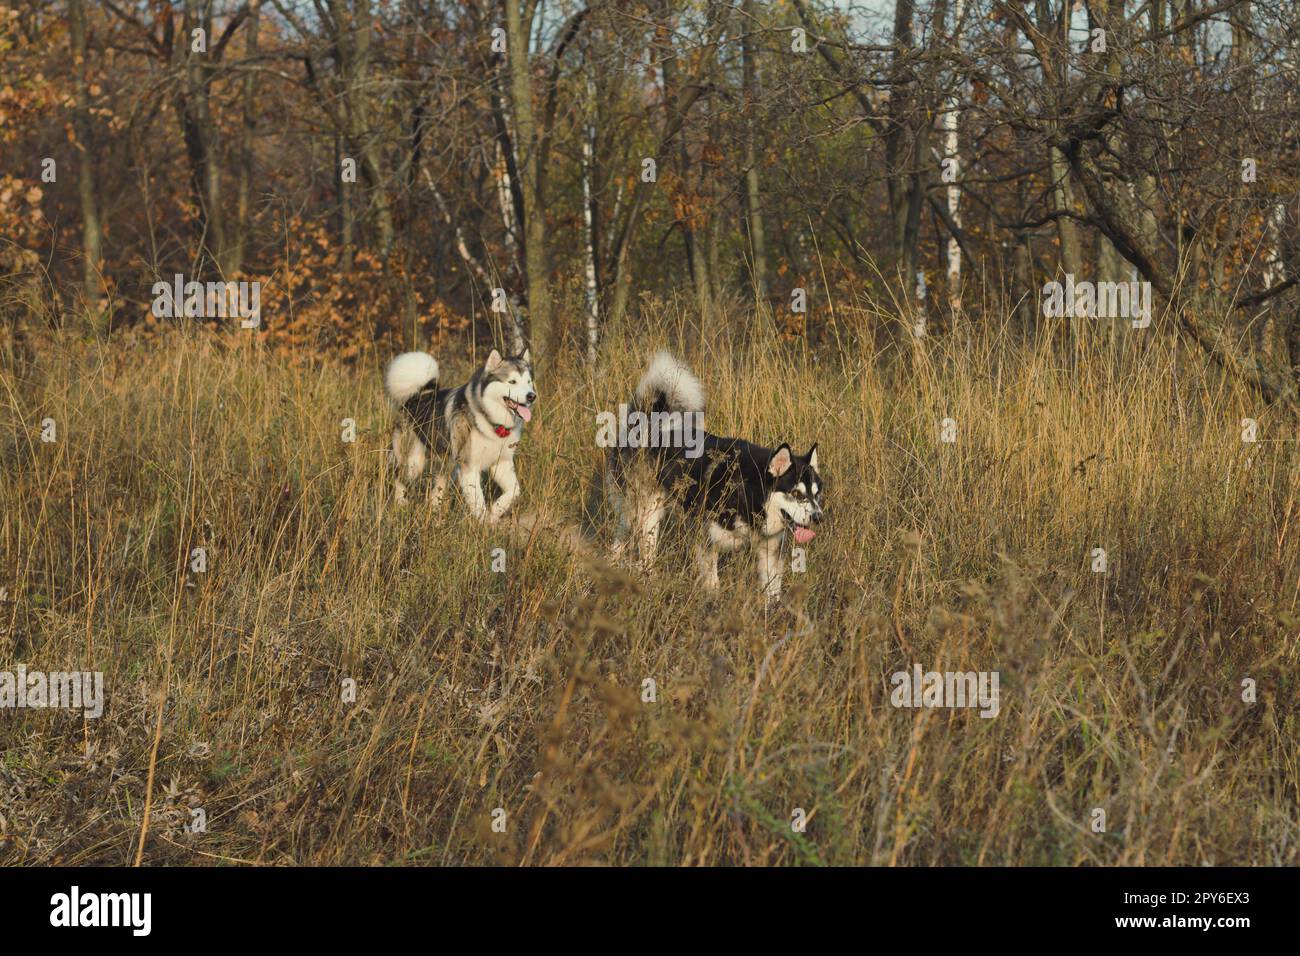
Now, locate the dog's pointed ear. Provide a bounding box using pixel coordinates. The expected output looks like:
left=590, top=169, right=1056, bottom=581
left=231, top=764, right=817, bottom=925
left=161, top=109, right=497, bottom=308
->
left=768, top=444, right=793, bottom=478
left=521, top=348, right=531, bottom=365
left=807, top=444, right=819, bottom=470
left=485, top=349, right=503, bottom=372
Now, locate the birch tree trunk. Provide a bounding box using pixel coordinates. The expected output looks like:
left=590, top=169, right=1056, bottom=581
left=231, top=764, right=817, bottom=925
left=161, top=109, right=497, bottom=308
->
left=941, top=0, right=965, bottom=315
left=582, top=78, right=600, bottom=364
left=505, top=0, right=554, bottom=363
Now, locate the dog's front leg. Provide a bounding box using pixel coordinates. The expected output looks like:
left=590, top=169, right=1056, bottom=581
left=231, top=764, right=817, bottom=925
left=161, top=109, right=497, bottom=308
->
left=428, top=471, right=448, bottom=506
left=635, top=494, right=667, bottom=569
left=756, top=535, right=783, bottom=600
left=607, top=485, right=633, bottom=563
left=487, top=460, right=520, bottom=521
left=694, top=540, right=720, bottom=589
left=457, top=467, right=489, bottom=520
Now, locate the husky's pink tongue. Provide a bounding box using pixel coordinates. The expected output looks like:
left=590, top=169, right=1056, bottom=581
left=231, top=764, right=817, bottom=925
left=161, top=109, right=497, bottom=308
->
left=793, top=526, right=816, bottom=544
left=515, top=403, right=533, bottom=423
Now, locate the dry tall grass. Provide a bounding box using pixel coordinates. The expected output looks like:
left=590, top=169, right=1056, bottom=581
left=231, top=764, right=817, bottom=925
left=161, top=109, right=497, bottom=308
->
left=2, top=301, right=1298, bottom=865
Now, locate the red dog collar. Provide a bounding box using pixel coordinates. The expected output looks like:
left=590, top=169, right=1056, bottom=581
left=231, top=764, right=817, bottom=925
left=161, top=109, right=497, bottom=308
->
left=494, top=424, right=511, bottom=438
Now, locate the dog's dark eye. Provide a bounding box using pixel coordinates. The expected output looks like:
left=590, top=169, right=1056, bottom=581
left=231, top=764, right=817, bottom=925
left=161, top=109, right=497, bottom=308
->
left=790, top=490, right=805, bottom=500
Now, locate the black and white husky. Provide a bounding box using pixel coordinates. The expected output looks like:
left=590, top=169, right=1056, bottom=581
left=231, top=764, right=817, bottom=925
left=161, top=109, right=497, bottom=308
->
left=602, top=352, right=823, bottom=598
left=384, top=348, right=535, bottom=521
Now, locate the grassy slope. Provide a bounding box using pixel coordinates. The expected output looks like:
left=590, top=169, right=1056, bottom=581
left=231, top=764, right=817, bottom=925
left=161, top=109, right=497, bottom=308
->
left=1, top=306, right=1298, bottom=865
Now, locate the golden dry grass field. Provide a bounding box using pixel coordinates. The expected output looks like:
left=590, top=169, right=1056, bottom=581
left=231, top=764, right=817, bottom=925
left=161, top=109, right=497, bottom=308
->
left=2, top=302, right=1298, bottom=865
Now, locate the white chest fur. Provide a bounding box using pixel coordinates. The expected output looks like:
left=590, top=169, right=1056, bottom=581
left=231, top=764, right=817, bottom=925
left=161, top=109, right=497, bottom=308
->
left=708, top=519, right=757, bottom=552
left=462, top=425, right=519, bottom=474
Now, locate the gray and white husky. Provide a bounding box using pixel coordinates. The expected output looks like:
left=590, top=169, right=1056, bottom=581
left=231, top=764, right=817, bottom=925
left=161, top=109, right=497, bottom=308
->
left=601, top=352, right=824, bottom=598
left=384, top=348, right=535, bottom=521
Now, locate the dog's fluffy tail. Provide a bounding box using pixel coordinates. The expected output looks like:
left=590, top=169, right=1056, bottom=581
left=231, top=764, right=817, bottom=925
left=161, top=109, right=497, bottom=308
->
left=633, top=351, right=704, bottom=415
left=385, top=351, right=439, bottom=405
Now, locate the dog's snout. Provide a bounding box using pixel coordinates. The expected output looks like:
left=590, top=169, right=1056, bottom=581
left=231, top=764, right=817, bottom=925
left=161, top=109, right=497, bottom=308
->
left=526, top=391, right=537, bottom=404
